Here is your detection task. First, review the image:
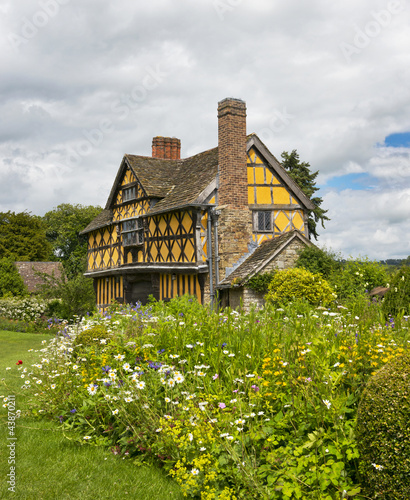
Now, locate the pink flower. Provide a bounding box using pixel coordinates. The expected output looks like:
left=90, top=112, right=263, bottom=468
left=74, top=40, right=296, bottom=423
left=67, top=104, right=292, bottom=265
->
left=218, top=402, right=226, bottom=409
left=212, top=374, right=219, bottom=380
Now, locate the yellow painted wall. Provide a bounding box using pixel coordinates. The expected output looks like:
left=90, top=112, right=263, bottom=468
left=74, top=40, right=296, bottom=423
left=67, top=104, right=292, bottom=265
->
left=247, top=147, right=306, bottom=244
left=159, top=274, right=202, bottom=304
left=200, top=211, right=208, bottom=262
left=87, top=227, right=121, bottom=271
left=113, top=199, right=150, bottom=222
left=96, top=275, right=124, bottom=311
left=147, top=212, right=196, bottom=263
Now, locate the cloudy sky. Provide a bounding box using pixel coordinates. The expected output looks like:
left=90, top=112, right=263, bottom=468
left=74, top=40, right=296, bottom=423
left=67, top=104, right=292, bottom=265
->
left=1, top=0, right=410, bottom=260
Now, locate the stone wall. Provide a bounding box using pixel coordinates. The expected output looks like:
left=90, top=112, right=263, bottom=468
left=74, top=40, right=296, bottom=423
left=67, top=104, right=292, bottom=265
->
left=221, top=237, right=307, bottom=312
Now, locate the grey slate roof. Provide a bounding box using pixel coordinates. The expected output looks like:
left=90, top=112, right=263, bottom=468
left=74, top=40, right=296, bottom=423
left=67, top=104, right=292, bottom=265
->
left=80, top=209, right=112, bottom=235
left=217, top=230, right=311, bottom=288
left=148, top=147, right=218, bottom=214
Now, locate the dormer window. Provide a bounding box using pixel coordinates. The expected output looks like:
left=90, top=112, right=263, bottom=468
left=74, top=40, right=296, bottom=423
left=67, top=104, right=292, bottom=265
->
left=122, top=218, right=144, bottom=246
left=123, top=186, right=136, bottom=202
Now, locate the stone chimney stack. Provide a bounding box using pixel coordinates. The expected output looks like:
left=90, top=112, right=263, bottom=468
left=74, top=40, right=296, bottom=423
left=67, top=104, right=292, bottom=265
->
left=216, top=98, right=253, bottom=282
left=217, top=98, right=248, bottom=208
left=152, top=136, right=181, bottom=160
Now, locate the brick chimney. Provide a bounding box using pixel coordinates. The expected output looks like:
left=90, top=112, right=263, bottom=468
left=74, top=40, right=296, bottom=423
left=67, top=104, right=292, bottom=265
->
left=152, top=136, right=181, bottom=160
left=217, top=98, right=248, bottom=208
left=216, top=97, right=253, bottom=282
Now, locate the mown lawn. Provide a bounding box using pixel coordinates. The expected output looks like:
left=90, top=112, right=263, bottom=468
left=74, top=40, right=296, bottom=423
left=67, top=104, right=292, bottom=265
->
left=0, top=330, right=184, bottom=500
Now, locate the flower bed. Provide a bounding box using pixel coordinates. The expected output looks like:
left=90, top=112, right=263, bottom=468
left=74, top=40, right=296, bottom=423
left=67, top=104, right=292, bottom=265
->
left=10, top=296, right=410, bottom=499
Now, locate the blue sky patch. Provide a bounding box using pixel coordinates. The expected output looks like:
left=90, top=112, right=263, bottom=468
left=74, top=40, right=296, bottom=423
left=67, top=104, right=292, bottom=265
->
left=320, top=172, right=375, bottom=191
left=384, top=132, right=410, bottom=148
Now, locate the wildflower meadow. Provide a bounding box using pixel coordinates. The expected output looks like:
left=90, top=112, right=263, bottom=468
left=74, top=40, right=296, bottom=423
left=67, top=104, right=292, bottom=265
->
left=3, top=294, right=409, bottom=499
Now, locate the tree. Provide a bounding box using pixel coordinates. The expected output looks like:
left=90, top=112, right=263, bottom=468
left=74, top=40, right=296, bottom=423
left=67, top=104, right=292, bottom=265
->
left=0, top=211, right=53, bottom=261
left=42, top=204, right=102, bottom=279
left=37, top=270, right=97, bottom=320
left=0, top=257, right=28, bottom=297
left=281, top=150, right=329, bottom=240
left=296, top=245, right=341, bottom=279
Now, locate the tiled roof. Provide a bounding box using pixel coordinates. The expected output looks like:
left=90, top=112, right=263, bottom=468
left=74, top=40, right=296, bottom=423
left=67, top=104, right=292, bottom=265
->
left=218, top=230, right=310, bottom=287
left=148, top=147, right=218, bottom=214
left=125, top=155, right=182, bottom=198
left=81, top=133, right=314, bottom=234
left=80, top=209, right=112, bottom=235
left=15, top=261, right=63, bottom=293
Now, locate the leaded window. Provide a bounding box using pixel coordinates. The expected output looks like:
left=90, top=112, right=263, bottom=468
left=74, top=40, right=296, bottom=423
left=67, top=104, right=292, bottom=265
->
left=122, top=218, right=144, bottom=246
left=257, top=211, right=271, bottom=232
left=122, top=186, right=136, bottom=202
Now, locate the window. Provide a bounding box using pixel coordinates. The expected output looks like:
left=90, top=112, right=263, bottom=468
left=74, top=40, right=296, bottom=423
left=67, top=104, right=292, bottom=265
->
left=122, top=218, right=144, bottom=246
left=257, top=211, right=271, bottom=232
left=122, top=186, right=136, bottom=202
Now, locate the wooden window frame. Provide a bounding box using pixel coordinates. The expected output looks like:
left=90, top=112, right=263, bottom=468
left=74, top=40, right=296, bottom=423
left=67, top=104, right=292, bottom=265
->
left=122, top=186, right=136, bottom=202
left=122, top=218, right=144, bottom=247
left=254, top=210, right=273, bottom=233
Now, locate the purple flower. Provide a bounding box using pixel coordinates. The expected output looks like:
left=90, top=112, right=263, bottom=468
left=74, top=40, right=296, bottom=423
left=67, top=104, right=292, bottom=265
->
left=218, top=403, right=226, bottom=409
left=58, top=416, right=64, bottom=423
left=70, top=409, right=77, bottom=413
left=251, top=385, right=260, bottom=392
left=102, top=365, right=111, bottom=373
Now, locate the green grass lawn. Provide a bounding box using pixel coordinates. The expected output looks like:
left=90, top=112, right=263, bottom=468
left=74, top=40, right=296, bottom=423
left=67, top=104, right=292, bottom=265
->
left=0, top=330, right=184, bottom=500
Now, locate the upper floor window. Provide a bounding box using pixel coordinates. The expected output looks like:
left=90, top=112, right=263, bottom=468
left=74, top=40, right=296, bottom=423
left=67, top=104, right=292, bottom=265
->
left=256, top=211, right=272, bottom=232
left=122, top=218, right=144, bottom=246
left=122, top=186, right=136, bottom=202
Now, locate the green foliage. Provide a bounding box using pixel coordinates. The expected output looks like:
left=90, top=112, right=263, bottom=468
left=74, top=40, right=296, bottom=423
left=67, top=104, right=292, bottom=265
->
left=0, top=211, right=53, bottom=261
left=382, top=266, right=410, bottom=317
left=42, top=203, right=102, bottom=279
left=38, top=272, right=96, bottom=320
left=330, top=258, right=388, bottom=300
left=281, top=150, right=329, bottom=240
left=246, top=272, right=276, bottom=294
left=0, top=296, right=48, bottom=321
left=0, top=257, right=28, bottom=297
left=296, top=245, right=341, bottom=279
left=73, top=324, right=111, bottom=348
left=0, top=332, right=184, bottom=500
left=357, top=352, right=410, bottom=499
left=265, top=267, right=336, bottom=307
left=17, top=297, right=410, bottom=498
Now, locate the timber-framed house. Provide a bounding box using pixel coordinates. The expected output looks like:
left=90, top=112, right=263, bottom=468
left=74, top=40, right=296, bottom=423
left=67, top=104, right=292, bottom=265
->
left=81, top=98, right=315, bottom=309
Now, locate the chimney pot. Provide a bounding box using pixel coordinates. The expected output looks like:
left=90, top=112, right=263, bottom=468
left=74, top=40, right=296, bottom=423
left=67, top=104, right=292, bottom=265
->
left=152, top=136, right=181, bottom=160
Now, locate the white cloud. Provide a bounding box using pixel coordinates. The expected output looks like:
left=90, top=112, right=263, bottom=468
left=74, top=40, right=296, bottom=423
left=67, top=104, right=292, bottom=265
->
left=0, top=0, right=410, bottom=258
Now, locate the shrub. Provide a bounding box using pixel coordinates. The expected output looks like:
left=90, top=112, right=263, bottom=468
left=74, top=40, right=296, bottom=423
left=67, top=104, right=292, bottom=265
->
left=38, top=272, right=96, bottom=320
left=0, top=296, right=48, bottom=322
left=73, top=324, right=111, bottom=348
left=265, top=267, right=336, bottom=306
left=296, top=245, right=341, bottom=279
left=0, top=257, right=28, bottom=297
left=330, top=258, right=388, bottom=299
left=357, top=352, right=410, bottom=499
left=382, top=266, right=410, bottom=317
left=246, top=272, right=276, bottom=294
